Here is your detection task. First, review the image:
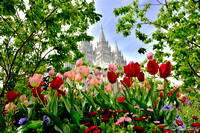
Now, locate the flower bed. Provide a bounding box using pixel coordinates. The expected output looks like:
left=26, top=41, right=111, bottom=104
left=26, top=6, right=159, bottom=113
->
left=1, top=55, right=200, bottom=133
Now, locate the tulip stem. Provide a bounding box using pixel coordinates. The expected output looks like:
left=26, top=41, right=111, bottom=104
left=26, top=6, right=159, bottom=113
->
left=35, top=87, right=48, bottom=111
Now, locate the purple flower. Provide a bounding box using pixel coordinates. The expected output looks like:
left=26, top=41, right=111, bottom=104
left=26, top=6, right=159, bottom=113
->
left=18, top=117, right=28, bottom=125
left=175, top=114, right=179, bottom=118
left=42, top=115, right=50, bottom=125
left=163, top=105, right=172, bottom=111
left=184, top=100, right=191, bottom=107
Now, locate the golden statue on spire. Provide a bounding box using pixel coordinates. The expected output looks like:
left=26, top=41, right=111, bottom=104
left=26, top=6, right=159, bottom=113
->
left=101, top=22, right=102, bottom=28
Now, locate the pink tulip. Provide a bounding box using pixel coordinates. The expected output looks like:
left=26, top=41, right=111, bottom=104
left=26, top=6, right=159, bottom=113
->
left=44, top=95, right=48, bottom=99
left=105, top=84, right=113, bottom=93
left=76, top=59, right=82, bottom=67
left=94, top=69, right=99, bottom=76
left=90, top=92, right=93, bottom=96
left=86, top=88, right=89, bottom=93
left=65, top=91, right=68, bottom=95
left=114, top=65, right=117, bottom=71
left=88, top=74, right=93, bottom=79
left=108, top=64, right=114, bottom=71
left=63, top=72, right=68, bottom=79
left=96, top=75, right=100, bottom=80
left=158, top=85, right=164, bottom=90
left=98, top=80, right=102, bottom=85
left=5, top=103, right=17, bottom=111
left=49, top=69, right=54, bottom=76
left=123, top=87, right=126, bottom=91
left=102, top=72, right=107, bottom=77
left=132, top=82, right=136, bottom=88
left=90, top=78, right=98, bottom=86
left=29, top=73, right=43, bottom=87
left=140, top=84, right=143, bottom=88
left=23, top=100, right=29, bottom=107
left=78, top=66, right=89, bottom=77
left=75, top=73, right=83, bottom=83
left=67, top=70, right=76, bottom=81
left=19, top=95, right=27, bottom=102
left=118, top=84, right=122, bottom=90
left=56, top=73, right=63, bottom=79
left=74, top=89, right=76, bottom=94
left=86, top=78, right=89, bottom=82
left=147, top=52, right=153, bottom=59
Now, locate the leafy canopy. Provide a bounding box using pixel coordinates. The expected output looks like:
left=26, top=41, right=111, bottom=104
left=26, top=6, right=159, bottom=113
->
left=114, top=0, right=200, bottom=88
left=0, top=0, right=102, bottom=98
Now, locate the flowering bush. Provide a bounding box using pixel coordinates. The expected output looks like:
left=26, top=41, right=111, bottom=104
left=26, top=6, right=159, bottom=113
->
left=1, top=58, right=200, bottom=133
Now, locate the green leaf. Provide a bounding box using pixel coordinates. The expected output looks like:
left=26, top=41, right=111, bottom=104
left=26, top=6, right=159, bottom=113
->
left=70, top=107, right=80, bottom=127
left=95, top=87, right=110, bottom=102
left=17, top=121, right=42, bottom=132
left=61, top=95, right=71, bottom=113
left=119, top=102, right=136, bottom=113
left=74, top=104, right=83, bottom=117
left=80, top=91, right=96, bottom=110
left=20, top=102, right=28, bottom=115
left=41, top=111, right=66, bottom=133
left=168, top=88, right=179, bottom=104
left=131, top=97, right=148, bottom=110
left=0, top=107, right=6, bottom=131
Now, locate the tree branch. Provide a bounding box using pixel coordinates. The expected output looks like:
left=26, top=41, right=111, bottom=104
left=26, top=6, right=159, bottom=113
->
left=191, top=25, right=200, bottom=48
left=33, top=48, right=55, bottom=74
left=139, top=22, right=169, bottom=31
left=0, top=15, right=24, bottom=43
left=0, top=52, right=8, bottom=76
left=187, top=60, right=200, bottom=78
left=157, top=0, right=164, bottom=4
left=0, top=6, right=59, bottom=97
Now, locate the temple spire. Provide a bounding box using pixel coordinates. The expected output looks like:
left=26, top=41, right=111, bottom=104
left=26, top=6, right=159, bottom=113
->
left=115, top=40, right=119, bottom=52
left=99, top=23, right=106, bottom=42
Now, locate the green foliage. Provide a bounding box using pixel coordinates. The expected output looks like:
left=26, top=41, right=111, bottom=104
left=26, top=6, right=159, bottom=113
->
left=0, top=0, right=102, bottom=98
left=114, top=0, right=200, bottom=87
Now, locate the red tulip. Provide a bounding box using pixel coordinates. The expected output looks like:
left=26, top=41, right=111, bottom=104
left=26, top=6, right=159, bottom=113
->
left=31, top=82, right=47, bottom=104
left=50, top=76, right=63, bottom=90
left=57, top=89, right=65, bottom=99
left=120, top=77, right=132, bottom=88
left=117, top=97, right=125, bottom=103
left=107, top=71, right=119, bottom=84
left=159, top=62, right=172, bottom=78
left=137, top=71, right=145, bottom=82
left=123, top=62, right=141, bottom=77
left=147, top=60, right=159, bottom=75
left=6, top=90, right=20, bottom=102
left=168, top=90, right=173, bottom=98
left=159, top=91, right=164, bottom=99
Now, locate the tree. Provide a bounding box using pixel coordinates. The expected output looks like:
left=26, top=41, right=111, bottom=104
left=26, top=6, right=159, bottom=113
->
left=0, top=0, right=102, bottom=99
left=114, top=0, right=200, bottom=88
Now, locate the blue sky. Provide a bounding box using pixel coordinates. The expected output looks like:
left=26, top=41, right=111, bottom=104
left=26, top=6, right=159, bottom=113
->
left=87, top=0, right=164, bottom=63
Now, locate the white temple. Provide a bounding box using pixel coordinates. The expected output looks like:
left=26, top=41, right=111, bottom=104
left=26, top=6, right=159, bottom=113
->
left=78, top=25, right=127, bottom=66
